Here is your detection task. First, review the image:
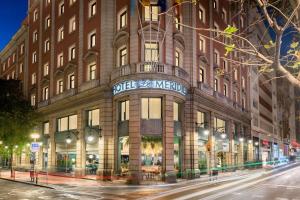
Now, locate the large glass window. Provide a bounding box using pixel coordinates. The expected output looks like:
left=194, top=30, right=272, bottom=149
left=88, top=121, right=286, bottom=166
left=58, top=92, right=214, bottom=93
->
left=145, top=42, right=159, bottom=62
left=141, top=98, right=161, bottom=119
left=144, top=5, right=158, bottom=21
left=173, top=102, right=179, bottom=121
left=119, top=136, right=129, bottom=174
left=120, top=100, right=129, bottom=121
left=141, top=136, right=162, bottom=174
left=119, top=47, right=127, bottom=67
left=87, top=109, right=99, bottom=126
left=43, top=122, right=49, bottom=135
left=57, top=115, right=77, bottom=132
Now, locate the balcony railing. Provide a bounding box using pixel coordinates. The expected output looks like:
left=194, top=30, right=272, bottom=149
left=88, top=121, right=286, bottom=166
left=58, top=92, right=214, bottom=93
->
left=50, top=88, right=76, bottom=103
left=38, top=100, right=49, bottom=108
left=111, top=62, right=189, bottom=82
left=78, top=79, right=100, bottom=92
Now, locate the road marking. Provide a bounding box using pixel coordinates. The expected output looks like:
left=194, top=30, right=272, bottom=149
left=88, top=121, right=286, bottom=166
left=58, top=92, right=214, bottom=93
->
left=263, top=184, right=300, bottom=189
left=173, top=165, right=300, bottom=200
left=252, top=194, right=264, bottom=198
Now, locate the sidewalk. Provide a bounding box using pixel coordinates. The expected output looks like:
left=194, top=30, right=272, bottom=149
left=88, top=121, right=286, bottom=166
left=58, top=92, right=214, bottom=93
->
left=0, top=163, right=296, bottom=189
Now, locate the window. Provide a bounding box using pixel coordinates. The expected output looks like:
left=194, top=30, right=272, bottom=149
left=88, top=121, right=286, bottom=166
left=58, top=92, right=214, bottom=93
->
left=88, top=109, right=100, bottom=126
left=88, top=31, right=96, bottom=48
left=175, top=16, right=181, bottom=30
left=144, top=5, right=158, bottom=21
left=69, top=16, right=76, bottom=33
left=33, top=30, right=38, bottom=42
left=68, top=74, right=75, bottom=89
left=45, top=16, right=51, bottom=29
left=88, top=63, right=96, bottom=80
left=46, top=0, right=51, bottom=6
left=33, top=9, right=38, bottom=22
left=70, top=0, right=76, bottom=6
left=57, top=115, right=78, bottom=132
left=214, top=79, right=218, bottom=92
left=173, top=102, right=180, bottom=121
left=213, top=23, right=219, bottom=37
left=175, top=49, right=182, bottom=67
left=199, top=37, right=205, bottom=52
left=8, top=58, right=10, bottom=67
left=32, top=52, right=37, bottom=63
left=57, top=53, right=64, bottom=67
left=240, top=17, right=244, bottom=28
left=213, top=51, right=219, bottom=65
left=44, top=39, right=50, bottom=52
left=31, top=73, right=36, bottom=85
left=213, top=0, right=218, bottom=10
left=199, top=5, right=205, bottom=23
left=11, top=71, right=15, bottom=79
left=224, top=84, right=228, bottom=97
left=59, top=1, right=65, bottom=16
left=233, top=91, right=238, bottom=102
left=12, top=53, right=16, bottom=63
left=42, top=87, right=49, bottom=100
left=19, top=63, right=23, bottom=73
left=89, top=0, right=97, bottom=18
left=58, top=27, right=64, bottom=42
left=221, top=9, right=227, bottom=23
left=120, top=100, right=129, bottom=121
left=69, top=45, right=76, bottom=60
left=118, top=47, right=127, bottom=67
left=199, top=68, right=204, bottom=83
left=31, top=94, right=36, bottom=106
left=141, top=98, right=162, bottom=119
left=43, top=122, right=49, bottom=135
left=145, top=42, right=159, bottom=62
left=119, top=10, right=127, bottom=29
left=234, top=68, right=238, bottom=80
left=7, top=75, right=10, bottom=80
left=20, top=44, right=24, bottom=55
left=57, top=79, right=64, bottom=94
left=242, top=76, right=246, bottom=88
left=44, top=63, right=49, bottom=76
left=242, top=97, right=245, bottom=109
left=223, top=60, right=228, bottom=72
left=197, top=111, right=205, bottom=125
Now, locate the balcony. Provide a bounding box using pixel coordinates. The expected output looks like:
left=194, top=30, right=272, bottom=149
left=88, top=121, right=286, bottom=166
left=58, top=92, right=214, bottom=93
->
left=50, top=88, right=76, bottom=104
left=38, top=100, right=49, bottom=108
left=111, top=62, right=189, bottom=82
left=197, top=82, right=214, bottom=96
left=78, top=79, right=100, bottom=92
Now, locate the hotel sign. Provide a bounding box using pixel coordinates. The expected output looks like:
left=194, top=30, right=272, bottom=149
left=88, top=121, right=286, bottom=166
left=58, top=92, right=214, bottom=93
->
left=113, top=79, right=188, bottom=96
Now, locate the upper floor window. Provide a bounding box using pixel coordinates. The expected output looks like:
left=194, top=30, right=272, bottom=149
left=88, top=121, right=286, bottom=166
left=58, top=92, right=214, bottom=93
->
left=145, top=5, right=158, bottom=21
left=88, top=63, right=96, bottom=80
left=89, top=0, right=97, bottom=18
left=57, top=53, right=64, bottom=67
left=44, top=39, right=50, bottom=53
left=213, top=23, right=219, bottom=37
left=118, top=10, right=127, bottom=30
left=88, top=31, right=96, bottom=49
left=20, top=44, right=24, bottom=55
left=31, top=73, right=37, bottom=85
left=88, top=109, right=100, bottom=126
left=69, top=45, right=76, bottom=60
left=32, top=52, right=37, bottom=63
left=213, top=50, right=220, bottom=65
left=234, top=68, right=238, bottom=80
left=11, top=71, right=15, bottom=79
left=213, top=0, right=218, bottom=10
left=57, top=79, right=64, bottom=94
left=224, top=84, right=228, bottom=97
left=69, top=16, right=76, bottom=33
left=221, top=9, right=227, bottom=23
left=144, top=42, right=159, bottom=62
left=199, top=37, right=205, bottom=52
left=70, top=0, right=76, bottom=6
left=42, top=87, right=49, bottom=101
left=33, top=9, right=38, bottom=22
left=58, top=27, right=64, bottom=42
left=120, top=100, right=129, bottom=121
left=242, top=97, right=245, bottom=109
left=233, top=91, right=238, bottom=102
left=19, top=63, right=23, bottom=74
left=199, top=67, right=205, bottom=83
left=45, top=0, right=51, bottom=6
left=68, top=73, right=75, bottom=89
left=44, top=63, right=49, bottom=76
left=223, top=60, right=228, bottom=72
left=214, top=79, right=218, bottom=92
left=175, top=16, right=181, bottom=31
left=45, top=16, right=51, bottom=29
left=118, top=46, right=127, bottom=67
left=175, top=49, right=182, bottom=67
left=33, top=30, right=38, bottom=43
left=199, top=5, right=205, bottom=23
left=31, top=94, right=36, bottom=106
left=242, top=76, right=246, bottom=88
left=141, top=98, right=161, bottom=119
left=12, top=53, right=16, bottom=63
left=57, top=115, right=77, bottom=132
left=59, top=1, right=65, bottom=16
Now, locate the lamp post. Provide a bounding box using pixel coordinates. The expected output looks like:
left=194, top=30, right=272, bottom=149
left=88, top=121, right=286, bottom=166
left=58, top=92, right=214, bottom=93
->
left=30, top=132, right=40, bottom=183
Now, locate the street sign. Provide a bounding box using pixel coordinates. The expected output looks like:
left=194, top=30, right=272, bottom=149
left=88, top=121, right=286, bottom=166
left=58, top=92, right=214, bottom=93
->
left=31, top=142, right=40, bottom=152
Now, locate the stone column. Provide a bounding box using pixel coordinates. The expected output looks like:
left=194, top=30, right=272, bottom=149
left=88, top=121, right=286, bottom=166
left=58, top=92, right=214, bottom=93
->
left=210, top=112, right=216, bottom=169
left=97, top=98, right=114, bottom=180
left=128, top=94, right=141, bottom=184
left=163, top=95, right=176, bottom=183
left=75, top=110, right=86, bottom=177
left=248, top=142, right=254, bottom=162
left=47, top=117, right=56, bottom=173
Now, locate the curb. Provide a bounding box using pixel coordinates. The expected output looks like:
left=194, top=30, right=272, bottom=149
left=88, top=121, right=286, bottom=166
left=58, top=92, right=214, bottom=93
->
left=0, top=177, right=55, bottom=189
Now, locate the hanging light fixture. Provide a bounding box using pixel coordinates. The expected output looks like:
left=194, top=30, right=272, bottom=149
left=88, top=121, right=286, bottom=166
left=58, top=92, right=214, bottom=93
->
left=66, top=135, right=72, bottom=144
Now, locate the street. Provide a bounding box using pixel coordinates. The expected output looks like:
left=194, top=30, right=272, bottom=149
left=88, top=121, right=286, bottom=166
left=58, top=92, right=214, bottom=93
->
left=0, top=164, right=298, bottom=200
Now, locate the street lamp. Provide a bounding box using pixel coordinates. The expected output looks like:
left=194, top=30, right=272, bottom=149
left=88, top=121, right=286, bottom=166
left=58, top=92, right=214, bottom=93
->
left=239, top=138, right=244, bottom=142
left=255, top=142, right=259, bottom=146
left=248, top=140, right=252, bottom=144
left=203, top=130, right=210, bottom=136
left=87, top=134, right=94, bottom=142
left=221, top=133, right=227, bottom=139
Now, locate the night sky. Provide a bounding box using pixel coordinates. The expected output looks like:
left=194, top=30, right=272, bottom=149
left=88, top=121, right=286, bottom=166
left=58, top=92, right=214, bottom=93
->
left=0, top=1, right=27, bottom=51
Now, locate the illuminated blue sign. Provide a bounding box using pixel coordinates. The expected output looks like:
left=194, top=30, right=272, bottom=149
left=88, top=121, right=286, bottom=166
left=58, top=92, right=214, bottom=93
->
left=113, top=80, right=188, bottom=96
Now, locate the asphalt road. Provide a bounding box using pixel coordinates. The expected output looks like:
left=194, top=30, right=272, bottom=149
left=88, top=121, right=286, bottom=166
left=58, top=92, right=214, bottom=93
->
left=149, top=165, right=300, bottom=200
